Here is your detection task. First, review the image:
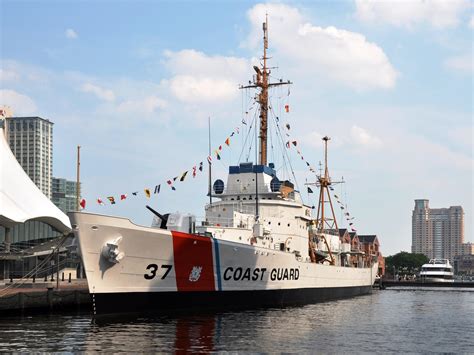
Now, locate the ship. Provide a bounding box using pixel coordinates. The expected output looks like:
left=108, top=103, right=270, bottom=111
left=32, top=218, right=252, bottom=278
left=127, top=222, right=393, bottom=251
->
left=69, top=18, right=379, bottom=315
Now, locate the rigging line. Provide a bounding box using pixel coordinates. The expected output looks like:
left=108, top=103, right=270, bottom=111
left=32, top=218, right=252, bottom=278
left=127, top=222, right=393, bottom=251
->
left=269, top=105, right=302, bottom=197
left=0, top=234, right=69, bottom=295
left=268, top=95, right=278, bottom=167
left=246, top=112, right=258, bottom=162
left=238, top=92, right=257, bottom=161
left=238, top=110, right=257, bottom=163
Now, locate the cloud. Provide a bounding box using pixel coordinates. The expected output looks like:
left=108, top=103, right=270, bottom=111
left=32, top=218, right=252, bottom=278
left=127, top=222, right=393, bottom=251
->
left=80, top=83, right=115, bottom=102
left=0, top=68, right=19, bottom=82
left=0, top=89, right=37, bottom=115
left=65, top=28, right=78, bottom=39
left=163, top=50, right=248, bottom=103
left=244, top=3, right=397, bottom=90
left=355, top=0, right=470, bottom=29
left=470, top=15, right=474, bottom=28
left=168, top=75, right=238, bottom=103
left=116, top=96, right=167, bottom=115
left=445, top=53, right=473, bottom=73
left=350, top=125, right=382, bottom=147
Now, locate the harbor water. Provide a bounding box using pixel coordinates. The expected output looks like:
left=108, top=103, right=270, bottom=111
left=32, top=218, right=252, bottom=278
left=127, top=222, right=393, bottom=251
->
left=1, top=288, right=473, bottom=352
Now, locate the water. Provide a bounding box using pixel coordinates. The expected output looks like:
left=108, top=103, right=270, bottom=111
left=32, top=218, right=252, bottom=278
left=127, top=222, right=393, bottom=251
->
left=1, top=288, right=473, bottom=352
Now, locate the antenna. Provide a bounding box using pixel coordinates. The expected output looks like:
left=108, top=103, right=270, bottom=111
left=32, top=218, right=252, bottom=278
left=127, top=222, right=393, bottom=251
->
left=76, top=145, right=81, bottom=210
left=208, top=116, right=212, bottom=206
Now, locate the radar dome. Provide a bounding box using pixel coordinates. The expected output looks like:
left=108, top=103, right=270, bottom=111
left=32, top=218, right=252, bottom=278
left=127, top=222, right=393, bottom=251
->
left=213, top=179, right=225, bottom=194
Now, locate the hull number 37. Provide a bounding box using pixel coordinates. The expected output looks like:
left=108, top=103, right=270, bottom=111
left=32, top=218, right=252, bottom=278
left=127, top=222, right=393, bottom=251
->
left=144, top=264, right=172, bottom=280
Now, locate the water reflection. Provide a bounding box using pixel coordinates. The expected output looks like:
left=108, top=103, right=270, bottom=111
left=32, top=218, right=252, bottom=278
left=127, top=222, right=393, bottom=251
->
left=0, top=290, right=473, bottom=352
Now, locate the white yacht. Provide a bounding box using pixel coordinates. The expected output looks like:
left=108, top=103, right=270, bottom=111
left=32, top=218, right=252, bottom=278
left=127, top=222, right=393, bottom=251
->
left=419, top=259, right=454, bottom=282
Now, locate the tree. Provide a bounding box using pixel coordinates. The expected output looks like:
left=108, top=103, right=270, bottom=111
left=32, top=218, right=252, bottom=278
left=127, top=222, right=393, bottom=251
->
left=385, top=252, right=429, bottom=274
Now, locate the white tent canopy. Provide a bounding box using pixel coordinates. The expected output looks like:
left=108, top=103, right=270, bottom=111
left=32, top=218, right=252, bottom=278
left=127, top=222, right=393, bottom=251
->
left=0, top=124, right=71, bottom=232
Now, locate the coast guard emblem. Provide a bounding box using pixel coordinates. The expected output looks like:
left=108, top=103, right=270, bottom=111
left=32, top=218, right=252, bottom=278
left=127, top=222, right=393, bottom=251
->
left=189, top=266, right=203, bottom=282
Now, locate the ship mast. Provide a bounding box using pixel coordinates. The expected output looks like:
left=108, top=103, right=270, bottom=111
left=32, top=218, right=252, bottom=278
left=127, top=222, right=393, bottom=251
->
left=240, top=15, right=291, bottom=166
left=308, top=136, right=341, bottom=265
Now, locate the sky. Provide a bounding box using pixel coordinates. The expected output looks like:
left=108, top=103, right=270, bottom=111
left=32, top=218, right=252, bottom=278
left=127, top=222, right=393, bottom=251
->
left=1, top=0, right=472, bottom=256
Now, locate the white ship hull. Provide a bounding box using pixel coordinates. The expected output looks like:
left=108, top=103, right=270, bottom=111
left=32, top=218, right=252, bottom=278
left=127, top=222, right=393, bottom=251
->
left=70, top=212, right=378, bottom=315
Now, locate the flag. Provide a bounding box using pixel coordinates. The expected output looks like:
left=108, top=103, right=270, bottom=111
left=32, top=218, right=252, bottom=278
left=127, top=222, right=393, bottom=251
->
left=351, top=228, right=357, bottom=232
left=286, top=141, right=290, bottom=148
left=120, top=194, right=127, bottom=200
left=154, top=185, right=161, bottom=194
left=215, top=150, right=221, bottom=160
left=235, top=127, right=240, bottom=134
left=292, top=141, right=297, bottom=146
left=192, top=166, right=197, bottom=178
left=285, top=104, right=289, bottom=113
left=286, top=123, right=290, bottom=130
left=230, top=132, right=235, bottom=137
left=334, top=194, right=339, bottom=199
left=97, top=198, right=105, bottom=206
left=218, top=145, right=222, bottom=151
left=144, top=189, right=151, bottom=198
left=167, top=180, right=176, bottom=191
left=306, top=161, right=310, bottom=167
left=79, top=199, right=86, bottom=209
left=242, top=119, right=247, bottom=125
left=329, top=187, right=334, bottom=191
left=307, top=187, right=313, bottom=193
left=225, top=137, right=230, bottom=146
left=107, top=196, right=116, bottom=204
left=207, top=156, right=212, bottom=164
left=180, top=171, right=188, bottom=181
left=340, top=206, right=345, bottom=210
left=199, top=162, right=203, bottom=171
left=345, top=212, right=350, bottom=216
left=132, top=191, right=138, bottom=196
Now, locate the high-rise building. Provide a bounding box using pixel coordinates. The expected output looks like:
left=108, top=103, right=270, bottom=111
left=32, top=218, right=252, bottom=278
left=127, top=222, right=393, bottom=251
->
left=1, top=116, right=60, bottom=244
left=52, top=177, right=80, bottom=213
left=412, top=199, right=464, bottom=262
left=461, top=242, right=474, bottom=255
left=5, top=116, right=53, bottom=199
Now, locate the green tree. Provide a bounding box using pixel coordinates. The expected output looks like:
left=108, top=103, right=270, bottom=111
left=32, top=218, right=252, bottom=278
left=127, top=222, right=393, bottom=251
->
left=385, top=252, right=429, bottom=274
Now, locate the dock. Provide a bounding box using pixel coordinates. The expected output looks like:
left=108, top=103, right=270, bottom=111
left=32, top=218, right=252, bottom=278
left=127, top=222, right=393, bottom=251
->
left=0, top=280, right=91, bottom=314
left=379, top=279, right=474, bottom=288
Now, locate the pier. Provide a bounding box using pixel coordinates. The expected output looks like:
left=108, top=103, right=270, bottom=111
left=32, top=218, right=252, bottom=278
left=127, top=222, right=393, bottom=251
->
left=0, top=281, right=91, bottom=313
left=379, top=279, right=474, bottom=288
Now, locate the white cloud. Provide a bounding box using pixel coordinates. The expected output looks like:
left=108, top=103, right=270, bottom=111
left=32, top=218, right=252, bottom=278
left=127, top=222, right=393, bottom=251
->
left=469, top=15, right=474, bottom=28
left=116, top=96, right=167, bottom=115
left=445, top=53, right=473, bottom=73
left=0, top=89, right=37, bottom=115
left=168, top=75, right=237, bottom=103
left=0, top=68, right=19, bottom=82
left=350, top=125, right=382, bottom=147
left=80, top=83, right=115, bottom=102
left=244, top=3, right=397, bottom=90
left=355, top=0, right=470, bottom=29
left=163, top=50, right=248, bottom=103
left=65, top=28, right=78, bottom=39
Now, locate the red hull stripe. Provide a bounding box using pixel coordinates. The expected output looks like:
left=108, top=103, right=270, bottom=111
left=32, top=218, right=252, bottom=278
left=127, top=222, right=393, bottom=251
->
left=171, top=231, right=216, bottom=292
